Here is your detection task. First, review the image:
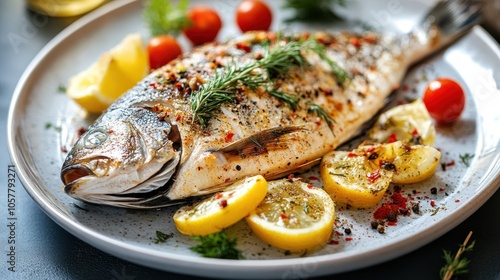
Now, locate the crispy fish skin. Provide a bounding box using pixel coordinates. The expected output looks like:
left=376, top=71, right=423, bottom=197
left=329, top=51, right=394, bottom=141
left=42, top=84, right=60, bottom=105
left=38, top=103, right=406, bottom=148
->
left=61, top=0, right=483, bottom=207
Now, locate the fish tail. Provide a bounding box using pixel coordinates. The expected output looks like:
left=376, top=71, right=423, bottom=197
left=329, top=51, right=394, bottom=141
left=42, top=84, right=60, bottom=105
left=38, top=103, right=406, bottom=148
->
left=408, top=0, right=485, bottom=63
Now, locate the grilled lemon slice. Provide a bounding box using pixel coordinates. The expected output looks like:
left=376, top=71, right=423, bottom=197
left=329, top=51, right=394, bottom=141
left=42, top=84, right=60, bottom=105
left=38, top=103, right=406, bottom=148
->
left=320, top=141, right=441, bottom=208
left=173, top=175, right=267, bottom=236
left=246, top=179, right=335, bottom=252
left=368, top=99, right=436, bottom=146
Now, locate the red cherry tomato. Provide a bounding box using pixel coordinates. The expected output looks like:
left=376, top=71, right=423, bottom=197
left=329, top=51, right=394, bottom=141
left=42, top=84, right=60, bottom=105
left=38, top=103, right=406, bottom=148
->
left=183, top=6, right=222, bottom=46
left=423, top=78, right=465, bottom=124
left=147, top=35, right=182, bottom=70
left=236, top=0, right=273, bottom=32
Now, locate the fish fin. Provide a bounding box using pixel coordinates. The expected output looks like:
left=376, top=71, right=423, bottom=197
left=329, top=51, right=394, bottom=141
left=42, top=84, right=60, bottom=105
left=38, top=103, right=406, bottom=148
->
left=213, top=125, right=308, bottom=157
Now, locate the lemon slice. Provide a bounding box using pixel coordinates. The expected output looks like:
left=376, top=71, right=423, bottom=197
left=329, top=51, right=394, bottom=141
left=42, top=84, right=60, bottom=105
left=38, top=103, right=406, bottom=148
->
left=320, top=141, right=441, bottom=208
left=320, top=143, right=396, bottom=209
left=66, top=33, right=148, bottom=113
left=173, top=175, right=267, bottom=236
left=245, top=179, right=335, bottom=252
left=368, top=99, right=436, bottom=146
left=391, top=144, right=441, bottom=184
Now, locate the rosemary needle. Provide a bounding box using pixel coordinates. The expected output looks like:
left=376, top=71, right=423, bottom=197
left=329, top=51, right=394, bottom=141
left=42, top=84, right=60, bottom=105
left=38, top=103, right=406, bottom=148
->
left=440, top=231, right=475, bottom=280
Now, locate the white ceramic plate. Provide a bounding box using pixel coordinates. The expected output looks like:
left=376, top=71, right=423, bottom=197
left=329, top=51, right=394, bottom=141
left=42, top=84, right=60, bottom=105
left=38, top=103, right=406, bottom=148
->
left=8, top=0, right=500, bottom=278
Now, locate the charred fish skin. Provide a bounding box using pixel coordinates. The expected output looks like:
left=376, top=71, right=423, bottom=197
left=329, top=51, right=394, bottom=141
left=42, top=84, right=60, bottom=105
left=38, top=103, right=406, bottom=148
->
left=61, top=0, right=483, bottom=208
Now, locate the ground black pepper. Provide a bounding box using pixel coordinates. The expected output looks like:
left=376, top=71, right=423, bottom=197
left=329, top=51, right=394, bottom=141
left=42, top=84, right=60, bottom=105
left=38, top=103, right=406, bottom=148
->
left=430, top=187, right=437, bottom=194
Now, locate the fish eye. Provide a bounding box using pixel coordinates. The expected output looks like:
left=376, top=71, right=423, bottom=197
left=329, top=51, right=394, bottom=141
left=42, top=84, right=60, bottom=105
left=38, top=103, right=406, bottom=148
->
left=83, top=129, right=108, bottom=149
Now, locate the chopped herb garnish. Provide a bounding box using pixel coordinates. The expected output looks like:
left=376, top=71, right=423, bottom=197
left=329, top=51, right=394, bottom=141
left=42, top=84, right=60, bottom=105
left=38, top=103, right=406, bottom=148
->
left=153, top=230, right=174, bottom=244
left=440, top=231, right=475, bottom=280
left=57, top=84, right=67, bottom=93
left=143, top=0, right=191, bottom=37
left=459, top=153, right=474, bottom=167
left=190, top=231, right=243, bottom=259
left=45, top=122, right=62, bottom=132
left=283, top=0, right=346, bottom=22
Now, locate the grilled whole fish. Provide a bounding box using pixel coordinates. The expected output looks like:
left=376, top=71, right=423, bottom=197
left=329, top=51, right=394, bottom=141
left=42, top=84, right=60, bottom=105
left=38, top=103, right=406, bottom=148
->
left=61, top=0, right=483, bottom=208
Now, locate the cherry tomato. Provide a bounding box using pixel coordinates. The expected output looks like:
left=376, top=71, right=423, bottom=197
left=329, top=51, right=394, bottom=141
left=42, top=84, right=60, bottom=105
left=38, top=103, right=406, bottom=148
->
left=236, top=0, right=273, bottom=32
left=423, top=77, right=465, bottom=124
left=183, top=6, right=222, bottom=46
left=147, top=35, right=182, bottom=70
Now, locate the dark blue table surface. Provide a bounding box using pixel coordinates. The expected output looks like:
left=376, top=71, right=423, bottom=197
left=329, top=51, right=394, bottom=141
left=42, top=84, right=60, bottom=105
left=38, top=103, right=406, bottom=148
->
left=1, top=1, right=499, bottom=279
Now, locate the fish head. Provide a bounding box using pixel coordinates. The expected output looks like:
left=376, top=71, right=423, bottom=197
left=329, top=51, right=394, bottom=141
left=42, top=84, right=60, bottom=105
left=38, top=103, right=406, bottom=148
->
left=61, top=107, right=181, bottom=207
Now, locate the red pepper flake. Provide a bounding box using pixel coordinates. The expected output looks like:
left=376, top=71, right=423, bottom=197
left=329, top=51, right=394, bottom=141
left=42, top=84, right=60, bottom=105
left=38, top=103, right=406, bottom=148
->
left=225, top=132, right=235, bottom=143
left=367, top=169, right=380, bottom=183
left=345, top=237, right=353, bottom=241
left=236, top=42, right=251, bottom=53
left=335, top=231, right=343, bottom=236
left=430, top=200, right=436, bottom=207
left=60, top=146, right=68, bottom=153
left=387, top=221, right=397, bottom=226
left=224, top=178, right=231, bottom=183
left=77, top=127, right=87, bottom=138
left=107, top=129, right=114, bottom=133
left=349, top=37, right=361, bottom=47
left=439, top=188, right=446, bottom=192
left=290, top=112, right=297, bottom=118
left=149, top=81, right=159, bottom=89
left=176, top=115, right=182, bottom=122
left=236, top=96, right=244, bottom=102
left=215, top=193, right=223, bottom=199
left=412, top=129, right=419, bottom=136
left=287, top=173, right=295, bottom=182
left=280, top=213, right=288, bottom=219
left=373, top=193, right=408, bottom=220
left=387, top=133, right=398, bottom=143
left=228, top=191, right=235, bottom=197
left=329, top=240, right=339, bottom=245
left=308, top=176, right=319, bottom=181
left=348, top=152, right=358, bottom=157
left=455, top=199, right=460, bottom=203
left=219, top=199, right=228, bottom=208
left=307, top=184, right=313, bottom=189
left=363, top=35, right=376, bottom=43
left=315, top=120, right=322, bottom=126
left=446, top=160, right=456, bottom=167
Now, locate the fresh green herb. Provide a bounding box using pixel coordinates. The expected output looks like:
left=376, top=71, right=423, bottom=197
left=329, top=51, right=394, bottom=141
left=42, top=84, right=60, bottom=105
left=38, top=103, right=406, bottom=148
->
left=153, top=230, right=174, bottom=244
left=431, top=207, right=440, bottom=216
left=307, top=39, right=350, bottom=84
left=143, top=0, right=191, bottom=37
left=190, top=40, right=309, bottom=126
left=283, top=0, right=346, bottom=22
left=45, top=122, right=61, bottom=132
left=249, top=136, right=262, bottom=148
left=307, top=102, right=336, bottom=133
left=459, top=153, right=474, bottom=167
left=440, top=231, right=475, bottom=280
left=190, top=231, right=243, bottom=259
left=266, top=87, right=300, bottom=110
left=57, top=84, right=67, bottom=93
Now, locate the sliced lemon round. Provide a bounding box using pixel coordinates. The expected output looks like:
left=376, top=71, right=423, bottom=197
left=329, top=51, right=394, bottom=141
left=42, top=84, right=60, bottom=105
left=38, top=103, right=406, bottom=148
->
left=245, top=179, right=335, bottom=252
left=66, top=33, right=148, bottom=113
left=173, top=175, right=268, bottom=236
left=391, top=144, right=441, bottom=184
left=320, top=144, right=396, bottom=209
left=368, top=99, right=436, bottom=146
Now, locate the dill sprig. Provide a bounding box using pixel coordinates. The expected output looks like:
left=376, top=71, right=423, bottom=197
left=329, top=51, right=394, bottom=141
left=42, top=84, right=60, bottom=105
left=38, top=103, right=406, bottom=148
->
left=143, top=0, right=191, bottom=37
left=440, top=231, right=475, bottom=280
left=190, top=231, right=243, bottom=259
left=307, top=101, right=336, bottom=132
left=190, top=40, right=308, bottom=126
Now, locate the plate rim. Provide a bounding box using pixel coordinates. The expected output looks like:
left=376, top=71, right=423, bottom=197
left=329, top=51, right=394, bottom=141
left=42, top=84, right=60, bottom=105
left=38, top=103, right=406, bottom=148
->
left=7, top=0, right=500, bottom=278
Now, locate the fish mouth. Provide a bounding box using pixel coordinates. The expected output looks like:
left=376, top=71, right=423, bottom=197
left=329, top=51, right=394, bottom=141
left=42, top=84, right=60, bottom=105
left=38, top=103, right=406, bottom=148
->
left=61, top=165, right=95, bottom=193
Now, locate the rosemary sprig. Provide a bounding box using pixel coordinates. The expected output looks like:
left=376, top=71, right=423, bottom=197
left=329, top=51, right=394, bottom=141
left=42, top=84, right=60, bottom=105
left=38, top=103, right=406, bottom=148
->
left=307, top=39, right=350, bottom=84
left=267, top=87, right=300, bottom=110
left=440, top=231, right=475, bottom=280
left=190, top=40, right=309, bottom=126
left=307, top=101, right=336, bottom=132
left=143, top=0, right=191, bottom=37
left=459, top=153, right=474, bottom=167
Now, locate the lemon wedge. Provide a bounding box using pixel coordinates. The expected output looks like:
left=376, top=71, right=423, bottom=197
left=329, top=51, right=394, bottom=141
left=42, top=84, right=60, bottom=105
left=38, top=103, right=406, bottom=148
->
left=320, top=141, right=441, bottom=208
left=246, top=179, right=335, bottom=252
left=173, top=175, right=268, bottom=236
left=368, top=99, right=436, bottom=146
left=66, top=33, right=148, bottom=113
